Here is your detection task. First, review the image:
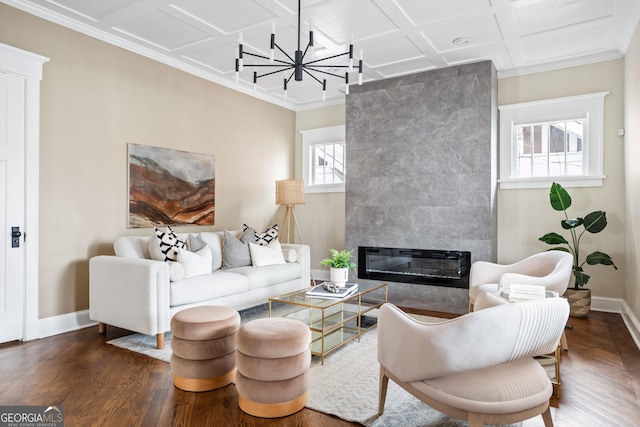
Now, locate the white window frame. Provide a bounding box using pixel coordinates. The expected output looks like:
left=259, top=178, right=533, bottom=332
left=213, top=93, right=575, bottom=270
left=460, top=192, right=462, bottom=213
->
left=498, top=92, right=608, bottom=189
left=300, top=125, right=346, bottom=193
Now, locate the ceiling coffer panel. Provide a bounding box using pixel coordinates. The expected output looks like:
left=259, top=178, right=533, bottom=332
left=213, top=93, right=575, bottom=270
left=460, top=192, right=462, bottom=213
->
left=114, top=10, right=212, bottom=51
left=513, top=0, right=616, bottom=36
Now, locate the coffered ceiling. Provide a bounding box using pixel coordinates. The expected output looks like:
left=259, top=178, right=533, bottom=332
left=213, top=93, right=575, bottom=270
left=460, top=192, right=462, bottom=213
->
left=4, top=0, right=640, bottom=110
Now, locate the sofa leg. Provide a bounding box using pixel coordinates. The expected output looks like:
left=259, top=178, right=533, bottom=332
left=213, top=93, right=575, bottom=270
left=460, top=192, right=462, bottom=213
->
left=98, top=323, right=106, bottom=334
left=157, top=333, right=164, bottom=350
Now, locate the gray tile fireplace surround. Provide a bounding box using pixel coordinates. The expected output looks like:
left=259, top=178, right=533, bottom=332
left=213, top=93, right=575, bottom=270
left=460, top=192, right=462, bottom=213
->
left=345, top=60, right=498, bottom=314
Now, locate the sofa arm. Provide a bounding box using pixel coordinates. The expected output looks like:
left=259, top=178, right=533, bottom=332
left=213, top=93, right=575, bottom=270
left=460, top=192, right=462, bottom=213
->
left=281, top=243, right=311, bottom=286
left=89, top=255, right=171, bottom=337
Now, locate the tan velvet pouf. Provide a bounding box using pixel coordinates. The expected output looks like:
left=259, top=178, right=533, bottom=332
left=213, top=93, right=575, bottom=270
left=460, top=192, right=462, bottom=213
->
left=170, top=305, right=240, bottom=392
left=236, top=317, right=311, bottom=418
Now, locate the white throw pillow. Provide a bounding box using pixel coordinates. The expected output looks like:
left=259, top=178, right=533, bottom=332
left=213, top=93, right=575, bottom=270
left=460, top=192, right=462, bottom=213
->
left=249, top=240, right=286, bottom=267
left=177, top=246, right=213, bottom=277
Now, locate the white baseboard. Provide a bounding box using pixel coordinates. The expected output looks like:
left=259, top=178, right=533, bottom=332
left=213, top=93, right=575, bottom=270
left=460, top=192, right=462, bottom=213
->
left=37, top=309, right=97, bottom=339
left=591, top=296, right=624, bottom=313
left=620, top=300, right=640, bottom=350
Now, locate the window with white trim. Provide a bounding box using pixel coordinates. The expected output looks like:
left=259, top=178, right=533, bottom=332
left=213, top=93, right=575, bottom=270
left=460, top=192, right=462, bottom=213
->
left=499, top=92, right=608, bottom=189
left=300, top=125, right=346, bottom=193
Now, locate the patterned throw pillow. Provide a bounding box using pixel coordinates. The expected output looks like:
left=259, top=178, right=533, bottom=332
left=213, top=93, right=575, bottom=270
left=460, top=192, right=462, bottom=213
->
left=151, top=226, right=185, bottom=262
left=185, top=233, right=208, bottom=252
left=222, top=229, right=257, bottom=269
left=243, top=223, right=279, bottom=246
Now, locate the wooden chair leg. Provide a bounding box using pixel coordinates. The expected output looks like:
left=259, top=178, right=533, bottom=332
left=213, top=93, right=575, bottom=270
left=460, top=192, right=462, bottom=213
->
left=561, top=330, right=569, bottom=351
left=98, top=323, right=106, bottom=334
left=156, top=333, right=164, bottom=349
left=378, top=366, right=389, bottom=415
left=541, top=406, right=554, bottom=427
left=468, top=412, right=484, bottom=427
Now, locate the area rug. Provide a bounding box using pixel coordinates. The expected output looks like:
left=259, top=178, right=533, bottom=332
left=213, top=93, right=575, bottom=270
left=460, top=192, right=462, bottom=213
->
left=107, top=308, right=521, bottom=427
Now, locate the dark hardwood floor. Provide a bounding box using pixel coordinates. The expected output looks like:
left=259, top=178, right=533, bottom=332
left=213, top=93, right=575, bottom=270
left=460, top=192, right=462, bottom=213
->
left=1, top=310, right=639, bottom=426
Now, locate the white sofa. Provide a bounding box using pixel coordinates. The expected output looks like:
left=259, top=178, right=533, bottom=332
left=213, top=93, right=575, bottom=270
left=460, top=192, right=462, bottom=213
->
left=89, top=230, right=310, bottom=348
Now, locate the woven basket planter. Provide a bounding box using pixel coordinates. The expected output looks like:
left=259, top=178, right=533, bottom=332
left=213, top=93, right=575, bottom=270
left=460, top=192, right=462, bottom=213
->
left=564, top=288, right=591, bottom=317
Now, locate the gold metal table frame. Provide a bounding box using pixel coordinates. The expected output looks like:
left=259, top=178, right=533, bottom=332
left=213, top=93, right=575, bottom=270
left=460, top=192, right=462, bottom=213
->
left=269, top=282, right=389, bottom=364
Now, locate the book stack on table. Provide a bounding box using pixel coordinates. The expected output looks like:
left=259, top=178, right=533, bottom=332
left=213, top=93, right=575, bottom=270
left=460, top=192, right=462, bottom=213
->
left=306, top=283, right=358, bottom=299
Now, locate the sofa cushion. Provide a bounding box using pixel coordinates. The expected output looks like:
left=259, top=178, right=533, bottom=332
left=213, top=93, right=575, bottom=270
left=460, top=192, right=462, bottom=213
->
left=149, top=226, right=185, bottom=262
left=178, top=246, right=213, bottom=277
left=228, top=263, right=302, bottom=290
left=249, top=240, right=286, bottom=267
left=170, top=271, right=250, bottom=307
left=222, top=229, right=256, bottom=269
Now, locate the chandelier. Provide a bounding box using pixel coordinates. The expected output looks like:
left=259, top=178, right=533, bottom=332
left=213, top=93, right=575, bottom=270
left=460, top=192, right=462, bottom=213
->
left=234, top=0, right=363, bottom=100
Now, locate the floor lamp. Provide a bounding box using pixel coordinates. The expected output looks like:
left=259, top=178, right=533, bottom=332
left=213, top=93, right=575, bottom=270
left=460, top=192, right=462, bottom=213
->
left=276, top=179, right=316, bottom=287
left=275, top=179, right=306, bottom=244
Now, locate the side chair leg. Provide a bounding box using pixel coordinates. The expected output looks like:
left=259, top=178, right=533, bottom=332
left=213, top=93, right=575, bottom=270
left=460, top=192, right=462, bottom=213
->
left=378, top=365, right=389, bottom=415
left=156, top=333, right=165, bottom=350
left=561, top=330, right=569, bottom=351
left=541, top=407, right=554, bottom=427
left=468, top=412, right=484, bottom=427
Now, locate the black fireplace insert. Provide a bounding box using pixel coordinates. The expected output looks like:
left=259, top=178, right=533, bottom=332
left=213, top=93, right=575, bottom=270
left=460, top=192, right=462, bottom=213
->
left=358, top=247, right=471, bottom=289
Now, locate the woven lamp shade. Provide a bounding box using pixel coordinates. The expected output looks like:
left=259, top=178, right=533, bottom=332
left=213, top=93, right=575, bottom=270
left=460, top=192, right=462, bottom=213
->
left=276, top=179, right=306, bottom=205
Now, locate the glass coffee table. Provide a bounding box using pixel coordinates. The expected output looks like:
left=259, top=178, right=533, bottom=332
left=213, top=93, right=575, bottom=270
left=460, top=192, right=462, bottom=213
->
left=268, top=282, right=388, bottom=364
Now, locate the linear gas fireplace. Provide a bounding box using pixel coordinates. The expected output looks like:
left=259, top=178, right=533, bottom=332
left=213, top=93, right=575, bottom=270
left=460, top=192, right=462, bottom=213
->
left=358, top=247, right=471, bottom=289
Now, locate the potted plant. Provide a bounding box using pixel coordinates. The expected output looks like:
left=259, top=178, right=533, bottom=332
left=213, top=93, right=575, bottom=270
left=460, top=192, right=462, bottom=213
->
left=538, top=182, right=617, bottom=317
left=320, top=249, right=357, bottom=288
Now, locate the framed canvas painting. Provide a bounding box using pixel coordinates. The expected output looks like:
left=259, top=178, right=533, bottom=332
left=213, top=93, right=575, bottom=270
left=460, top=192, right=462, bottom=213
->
left=128, top=143, right=215, bottom=228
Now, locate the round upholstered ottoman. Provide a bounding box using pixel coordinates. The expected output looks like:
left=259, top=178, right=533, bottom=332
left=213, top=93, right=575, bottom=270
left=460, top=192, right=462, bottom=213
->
left=236, top=317, right=311, bottom=418
left=170, top=305, right=240, bottom=392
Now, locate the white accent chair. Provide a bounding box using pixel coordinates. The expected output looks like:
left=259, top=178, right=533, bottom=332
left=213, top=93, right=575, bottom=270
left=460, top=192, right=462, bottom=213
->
left=468, top=251, right=573, bottom=312
left=377, top=298, right=570, bottom=427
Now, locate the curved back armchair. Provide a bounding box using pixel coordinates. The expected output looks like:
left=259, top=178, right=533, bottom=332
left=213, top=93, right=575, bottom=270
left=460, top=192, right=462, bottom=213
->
left=377, top=299, right=569, bottom=427
left=468, top=251, right=573, bottom=311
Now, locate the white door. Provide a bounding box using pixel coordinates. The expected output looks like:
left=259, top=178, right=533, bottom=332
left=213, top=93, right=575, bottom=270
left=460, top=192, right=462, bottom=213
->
left=0, top=70, right=26, bottom=343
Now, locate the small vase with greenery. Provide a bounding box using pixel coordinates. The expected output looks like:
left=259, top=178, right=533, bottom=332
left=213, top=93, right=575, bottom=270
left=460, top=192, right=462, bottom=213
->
left=538, top=182, right=617, bottom=289
left=320, top=249, right=357, bottom=287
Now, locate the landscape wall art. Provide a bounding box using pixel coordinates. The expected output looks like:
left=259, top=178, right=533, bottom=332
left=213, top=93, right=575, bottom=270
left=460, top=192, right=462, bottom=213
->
left=128, top=143, right=215, bottom=228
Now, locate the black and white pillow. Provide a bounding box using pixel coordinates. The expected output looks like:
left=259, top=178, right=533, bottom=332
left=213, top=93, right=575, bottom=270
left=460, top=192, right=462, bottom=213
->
left=151, top=226, right=185, bottom=262
left=243, top=223, right=279, bottom=246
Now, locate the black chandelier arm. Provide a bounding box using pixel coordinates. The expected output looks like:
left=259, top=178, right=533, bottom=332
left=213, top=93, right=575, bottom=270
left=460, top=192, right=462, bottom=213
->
left=303, top=66, right=347, bottom=80
left=302, top=67, right=325, bottom=85
left=303, top=50, right=352, bottom=66
left=256, top=65, right=296, bottom=79
left=273, top=42, right=296, bottom=63
left=243, top=50, right=292, bottom=66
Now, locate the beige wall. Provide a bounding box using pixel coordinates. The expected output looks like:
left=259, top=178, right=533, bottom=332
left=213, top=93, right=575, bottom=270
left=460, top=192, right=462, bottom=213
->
left=497, top=60, right=626, bottom=299
left=294, top=104, right=346, bottom=273
left=1, top=2, right=633, bottom=319
left=0, top=4, right=296, bottom=318
left=624, top=21, right=640, bottom=319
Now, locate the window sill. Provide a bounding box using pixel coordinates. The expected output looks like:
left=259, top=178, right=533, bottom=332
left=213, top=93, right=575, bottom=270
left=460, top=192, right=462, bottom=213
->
left=498, top=175, right=605, bottom=190
left=305, top=184, right=345, bottom=194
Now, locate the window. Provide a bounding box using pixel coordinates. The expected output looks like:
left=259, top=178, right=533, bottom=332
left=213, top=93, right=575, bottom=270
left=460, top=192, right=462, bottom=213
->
left=300, top=125, right=346, bottom=193
left=499, top=92, right=608, bottom=189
